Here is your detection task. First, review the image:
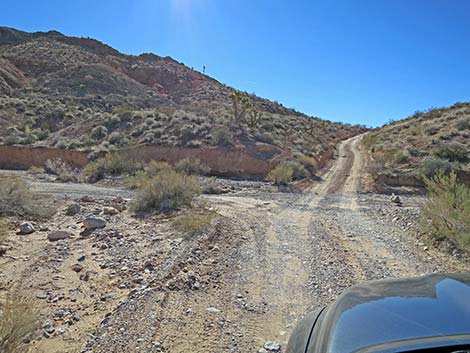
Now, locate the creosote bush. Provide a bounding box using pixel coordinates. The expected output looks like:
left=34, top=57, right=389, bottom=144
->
left=422, top=170, right=470, bottom=251
left=0, top=295, right=39, bottom=353
left=267, top=164, right=294, bottom=186
left=131, top=170, right=201, bottom=213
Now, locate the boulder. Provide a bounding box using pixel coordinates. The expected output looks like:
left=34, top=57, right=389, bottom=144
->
left=65, top=203, right=81, bottom=216
left=47, top=231, right=71, bottom=241
left=17, top=222, right=35, bottom=235
left=390, top=193, right=402, bottom=205
left=82, top=217, right=106, bottom=231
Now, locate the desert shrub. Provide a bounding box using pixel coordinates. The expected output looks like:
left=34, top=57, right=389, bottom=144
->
left=0, top=176, right=54, bottom=218
left=108, top=132, right=124, bottom=145
left=297, top=155, right=318, bottom=176
left=281, top=160, right=310, bottom=180
left=424, top=125, right=439, bottom=135
left=267, top=164, right=294, bottom=186
left=212, top=127, right=233, bottom=146
left=455, top=117, right=470, bottom=131
left=144, top=161, right=174, bottom=175
left=0, top=218, right=8, bottom=246
left=434, top=142, right=469, bottom=162
left=422, top=170, right=470, bottom=250
left=179, top=126, right=195, bottom=145
left=173, top=210, right=215, bottom=237
left=131, top=170, right=201, bottom=213
left=421, top=157, right=453, bottom=178
left=91, top=125, right=108, bottom=140
left=0, top=295, right=40, bottom=353
left=175, top=158, right=210, bottom=175
left=28, top=166, right=45, bottom=175
left=394, top=151, right=409, bottom=164
left=3, top=136, right=20, bottom=146
left=45, top=159, right=82, bottom=182
left=83, top=152, right=143, bottom=182
left=254, top=132, right=274, bottom=144
left=104, top=115, right=121, bottom=129
left=55, top=138, right=68, bottom=149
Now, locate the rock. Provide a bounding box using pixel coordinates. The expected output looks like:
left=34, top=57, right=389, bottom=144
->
left=82, top=217, right=106, bottom=231
left=81, top=217, right=107, bottom=236
left=17, top=222, right=35, bottom=235
left=102, top=206, right=119, bottom=215
left=0, top=245, right=7, bottom=256
left=263, top=341, right=281, bottom=352
left=390, top=193, right=402, bottom=205
left=71, top=264, right=83, bottom=273
left=65, top=203, right=81, bottom=216
left=47, top=231, right=71, bottom=241
left=80, top=195, right=94, bottom=202
left=77, top=255, right=86, bottom=262
left=206, top=307, right=220, bottom=314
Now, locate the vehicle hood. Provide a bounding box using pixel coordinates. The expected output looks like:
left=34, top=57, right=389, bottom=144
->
left=309, top=273, right=470, bottom=353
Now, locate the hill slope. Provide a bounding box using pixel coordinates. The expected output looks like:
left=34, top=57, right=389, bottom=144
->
left=364, top=103, right=470, bottom=185
left=0, top=26, right=364, bottom=169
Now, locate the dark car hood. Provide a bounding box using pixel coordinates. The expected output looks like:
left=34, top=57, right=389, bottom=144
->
left=309, top=273, right=470, bottom=353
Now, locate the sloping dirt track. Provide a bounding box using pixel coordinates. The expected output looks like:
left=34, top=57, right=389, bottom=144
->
left=86, top=135, right=467, bottom=352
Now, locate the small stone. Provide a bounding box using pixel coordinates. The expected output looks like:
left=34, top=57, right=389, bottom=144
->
left=17, top=222, right=35, bottom=235
left=47, top=231, right=71, bottom=241
left=77, top=255, right=86, bottom=262
left=71, top=264, right=83, bottom=273
left=206, top=307, right=220, bottom=314
left=263, top=341, right=281, bottom=352
left=0, top=246, right=7, bottom=256
left=65, top=203, right=81, bottom=216
left=103, top=206, right=119, bottom=215
left=390, top=193, right=402, bottom=205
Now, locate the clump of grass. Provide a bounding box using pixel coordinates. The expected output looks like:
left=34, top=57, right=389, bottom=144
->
left=422, top=170, right=470, bottom=251
left=173, top=210, right=216, bottom=237
left=0, top=295, right=40, bottom=353
left=281, top=160, right=310, bottom=180
left=267, top=164, right=294, bottom=186
left=175, top=158, right=210, bottom=176
left=131, top=170, right=201, bottom=213
left=0, top=177, right=54, bottom=218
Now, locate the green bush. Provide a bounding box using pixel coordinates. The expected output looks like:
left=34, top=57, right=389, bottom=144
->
left=267, top=164, right=294, bottom=186
left=456, top=117, right=470, bottom=131
left=144, top=160, right=174, bottom=175
left=173, top=211, right=215, bottom=237
left=91, top=125, right=108, bottom=140
left=434, top=142, right=469, bottom=162
left=394, top=151, right=409, bottom=164
left=131, top=170, right=201, bottom=213
left=83, top=152, right=143, bottom=182
left=212, top=127, right=233, bottom=146
left=175, top=158, right=210, bottom=175
left=422, top=170, right=470, bottom=251
left=421, top=157, right=453, bottom=178
left=281, top=160, right=310, bottom=180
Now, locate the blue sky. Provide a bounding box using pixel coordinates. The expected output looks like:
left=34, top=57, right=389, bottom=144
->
left=1, top=0, right=470, bottom=127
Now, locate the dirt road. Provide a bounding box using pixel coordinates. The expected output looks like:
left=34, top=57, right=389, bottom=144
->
left=86, top=135, right=467, bottom=352
left=1, top=135, right=467, bottom=353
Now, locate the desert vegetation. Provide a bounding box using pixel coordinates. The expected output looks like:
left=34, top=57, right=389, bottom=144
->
left=173, top=210, right=216, bottom=237
left=0, top=295, right=39, bottom=353
left=421, top=170, right=470, bottom=251
left=364, top=103, right=470, bottom=184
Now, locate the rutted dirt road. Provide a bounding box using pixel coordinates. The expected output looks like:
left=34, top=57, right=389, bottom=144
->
left=1, top=135, right=467, bottom=353
left=87, top=135, right=468, bottom=352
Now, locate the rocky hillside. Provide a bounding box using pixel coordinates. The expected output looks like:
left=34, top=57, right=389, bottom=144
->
left=364, top=102, right=470, bottom=185
left=0, top=26, right=364, bottom=168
